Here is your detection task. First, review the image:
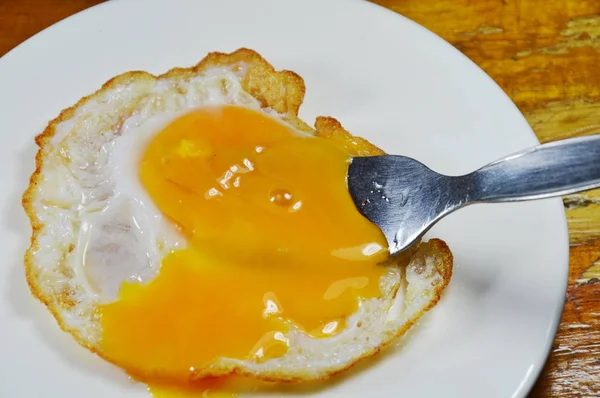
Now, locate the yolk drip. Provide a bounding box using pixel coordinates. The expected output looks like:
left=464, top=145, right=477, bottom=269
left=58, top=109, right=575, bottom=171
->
left=148, top=377, right=237, bottom=398
left=99, top=105, right=389, bottom=385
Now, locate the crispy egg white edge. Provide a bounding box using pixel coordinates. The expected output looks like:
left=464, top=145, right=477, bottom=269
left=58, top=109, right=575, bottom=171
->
left=28, top=64, right=448, bottom=380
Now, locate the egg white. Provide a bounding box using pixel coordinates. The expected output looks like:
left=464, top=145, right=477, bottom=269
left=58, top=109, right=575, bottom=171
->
left=24, top=50, right=452, bottom=382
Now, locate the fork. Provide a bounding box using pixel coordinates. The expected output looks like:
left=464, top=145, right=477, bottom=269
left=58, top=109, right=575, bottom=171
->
left=347, top=135, right=600, bottom=255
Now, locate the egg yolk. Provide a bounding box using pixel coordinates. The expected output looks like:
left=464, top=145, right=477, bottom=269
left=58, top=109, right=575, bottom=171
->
left=99, top=105, right=389, bottom=385
left=148, top=377, right=237, bottom=398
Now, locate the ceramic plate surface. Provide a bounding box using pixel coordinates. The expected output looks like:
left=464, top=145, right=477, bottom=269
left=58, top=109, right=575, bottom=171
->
left=0, top=0, right=568, bottom=397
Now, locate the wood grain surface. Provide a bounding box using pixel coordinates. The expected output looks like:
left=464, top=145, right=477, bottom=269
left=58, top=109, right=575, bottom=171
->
left=1, top=0, right=598, bottom=396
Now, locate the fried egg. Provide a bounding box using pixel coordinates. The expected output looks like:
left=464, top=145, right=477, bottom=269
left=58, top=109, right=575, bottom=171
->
left=23, top=49, right=453, bottom=396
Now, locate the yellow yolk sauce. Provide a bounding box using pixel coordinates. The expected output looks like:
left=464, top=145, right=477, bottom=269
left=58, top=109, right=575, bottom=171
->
left=148, top=377, right=240, bottom=398
left=99, top=105, right=389, bottom=385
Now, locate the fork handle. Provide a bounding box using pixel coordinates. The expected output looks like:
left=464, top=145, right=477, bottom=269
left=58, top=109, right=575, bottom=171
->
left=469, top=135, right=600, bottom=203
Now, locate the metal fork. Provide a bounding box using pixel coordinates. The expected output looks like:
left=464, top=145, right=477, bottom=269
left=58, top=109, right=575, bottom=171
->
left=347, top=135, right=600, bottom=255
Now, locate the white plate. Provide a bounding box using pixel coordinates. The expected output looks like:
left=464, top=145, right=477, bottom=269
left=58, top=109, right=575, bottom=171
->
left=0, top=0, right=568, bottom=397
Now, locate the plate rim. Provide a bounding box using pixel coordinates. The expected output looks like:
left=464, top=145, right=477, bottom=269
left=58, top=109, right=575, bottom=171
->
left=0, top=0, right=570, bottom=397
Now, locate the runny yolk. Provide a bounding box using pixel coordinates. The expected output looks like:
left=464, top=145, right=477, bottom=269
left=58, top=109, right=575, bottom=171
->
left=99, top=105, right=389, bottom=388
left=147, top=377, right=238, bottom=398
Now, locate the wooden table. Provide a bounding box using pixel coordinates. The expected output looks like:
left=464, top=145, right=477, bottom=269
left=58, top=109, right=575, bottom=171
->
left=1, top=0, right=598, bottom=396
